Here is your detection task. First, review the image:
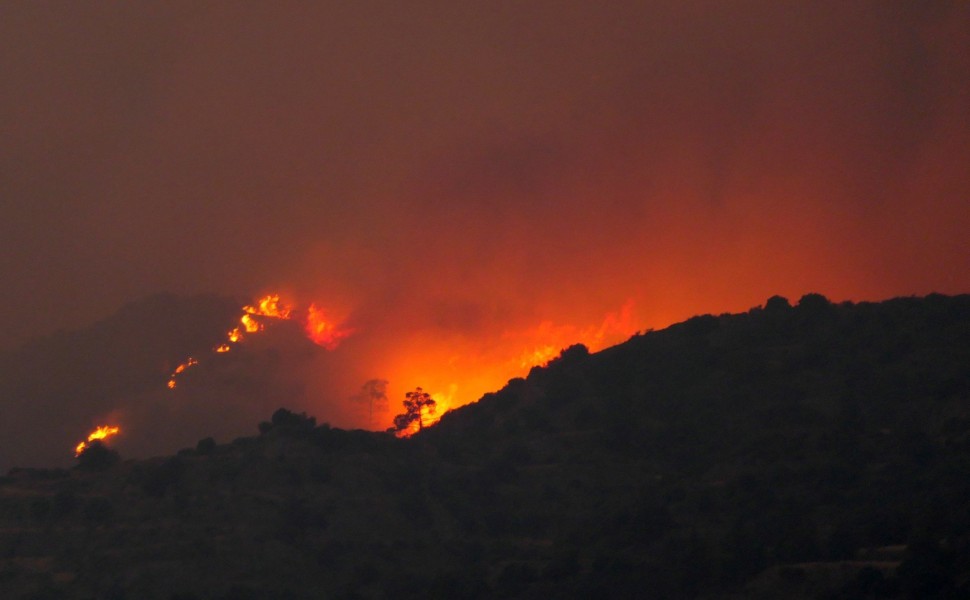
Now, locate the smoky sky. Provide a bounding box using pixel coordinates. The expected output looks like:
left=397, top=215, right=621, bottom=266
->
left=1, top=0, right=969, bottom=354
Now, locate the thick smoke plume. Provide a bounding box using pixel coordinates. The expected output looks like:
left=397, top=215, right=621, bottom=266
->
left=0, top=3, right=968, bottom=465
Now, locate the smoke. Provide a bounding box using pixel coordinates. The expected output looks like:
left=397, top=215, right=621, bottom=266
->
left=0, top=2, right=968, bottom=464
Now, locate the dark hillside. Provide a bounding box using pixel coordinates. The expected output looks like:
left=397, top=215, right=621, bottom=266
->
left=2, top=293, right=969, bottom=599
left=0, top=294, right=242, bottom=469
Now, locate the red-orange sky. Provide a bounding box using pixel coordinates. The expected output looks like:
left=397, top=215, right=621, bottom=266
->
left=1, top=2, right=969, bottom=433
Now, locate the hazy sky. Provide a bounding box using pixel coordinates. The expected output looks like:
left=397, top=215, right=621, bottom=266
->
left=1, top=2, right=968, bottom=385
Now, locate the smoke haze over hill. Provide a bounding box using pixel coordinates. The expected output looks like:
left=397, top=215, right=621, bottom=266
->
left=1, top=2, right=968, bottom=460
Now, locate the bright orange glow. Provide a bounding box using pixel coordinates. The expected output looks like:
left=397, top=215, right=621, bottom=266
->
left=244, top=294, right=292, bottom=319
left=240, top=313, right=262, bottom=334
left=153, top=292, right=638, bottom=435
left=507, top=300, right=636, bottom=369
left=167, top=357, right=199, bottom=389
left=396, top=385, right=453, bottom=437
left=74, top=425, right=120, bottom=456
left=220, top=294, right=292, bottom=349
left=379, top=302, right=638, bottom=433
left=304, top=303, right=353, bottom=350
left=173, top=357, right=199, bottom=374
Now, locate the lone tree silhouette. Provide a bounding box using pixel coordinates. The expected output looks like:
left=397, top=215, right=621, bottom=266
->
left=391, top=387, right=437, bottom=433
left=352, top=379, right=389, bottom=429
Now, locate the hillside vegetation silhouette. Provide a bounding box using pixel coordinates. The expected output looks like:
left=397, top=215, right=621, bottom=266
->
left=1, top=293, right=969, bottom=599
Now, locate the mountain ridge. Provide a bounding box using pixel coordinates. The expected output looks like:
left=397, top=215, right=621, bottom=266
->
left=2, top=292, right=969, bottom=599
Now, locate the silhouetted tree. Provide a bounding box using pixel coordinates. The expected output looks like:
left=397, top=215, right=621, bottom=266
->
left=797, top=292, right=832, bottom=313
left=351, top=379, right=389, bottom=428
left=391, top=387, right=437, bottom=433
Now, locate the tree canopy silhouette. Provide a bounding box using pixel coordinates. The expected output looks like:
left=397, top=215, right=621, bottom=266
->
left=352, top=379, right=389, bottom=429
left=390, top=387, right=437, bottom=433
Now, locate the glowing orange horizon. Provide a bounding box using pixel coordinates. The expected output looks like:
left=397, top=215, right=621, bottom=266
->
left=116, top=291, right=640, bottom=439
left=376, top=301, right=639, bottom=434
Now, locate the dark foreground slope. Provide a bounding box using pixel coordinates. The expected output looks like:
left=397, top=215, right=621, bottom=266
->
left=2, top=293, right=969, bottom=599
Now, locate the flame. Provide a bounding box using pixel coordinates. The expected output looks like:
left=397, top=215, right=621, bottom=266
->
left=240, top=313, right=262, bottom=333
left=167, top=357, right=199, bottom=389
left=507, top=299, right=637, bottom=369
left=159, top=292, right=636, bottom=435
left=74, top=425, right=120, bottom=456
left=375, top=300, right=638, bottom=433
left=304, top=303, right=354, bottom=350
left=244, top=294, right=291, bottom=319
left=519, top=345, right=560, bottom=369
left=166, top=293, right=351, bottom=391
left=218, top=294, right=289, bottom=350
left=173, top=357, right=199, bottom=374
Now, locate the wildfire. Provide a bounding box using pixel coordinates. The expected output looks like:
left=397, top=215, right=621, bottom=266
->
left=379, top=300, right=638, bottom=435
left=305, top=303, right=354, bottom=350
left=509, top=300, right=637, bottom=369
left=519, top=345, right=560, bottom=369
left=75, top=425, right=120, bottom=456
left=167, top=357, right=199, bottom=389
left=221, top=295, right=284, bottom=349
left=166, top=293, right=352, bottom=391
left=162, top=290, right=638, bottom=439
left=393, top=385, right=455, bottom=438
left=244, top=295, right=291, bottom=319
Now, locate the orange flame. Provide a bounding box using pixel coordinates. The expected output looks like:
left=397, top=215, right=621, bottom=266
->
left=304, top=303, right=354, bottom=350
left=217, top=294, right=290, bottom=351
left=244, top=294, right=291, bottom=319
left=240, top=313, right=262, bottom=333
left=508, top=300, right=637, bottom=369
left=167, top=357, right=199, bottom=389
left=378, top=300, right=638, bottom=433
left=167, top=294, right=351, bottom=391
left=74, top=425, right=120, bottom=456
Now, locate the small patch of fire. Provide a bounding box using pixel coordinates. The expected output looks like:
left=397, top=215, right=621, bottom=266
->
left=74, top=425, right=120, bottom=456
left=167, top=357, right=199, bottom=389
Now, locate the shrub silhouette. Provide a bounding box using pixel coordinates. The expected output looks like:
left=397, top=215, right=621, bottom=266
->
left=75, top=440, right=120, bottom=471
left=262, top=408, right=317, bottom=435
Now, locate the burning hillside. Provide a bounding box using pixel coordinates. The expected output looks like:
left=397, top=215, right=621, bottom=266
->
left=3, top=289, right=641, bottom=469
left=139, top=292, right=637, bottom=444
left=165, top=294, right=343, bottom=389
left=74, top=425, right=120, bottom=457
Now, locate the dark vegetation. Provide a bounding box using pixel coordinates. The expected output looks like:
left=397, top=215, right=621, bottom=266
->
left=2, top=293, right=969, bottom=599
